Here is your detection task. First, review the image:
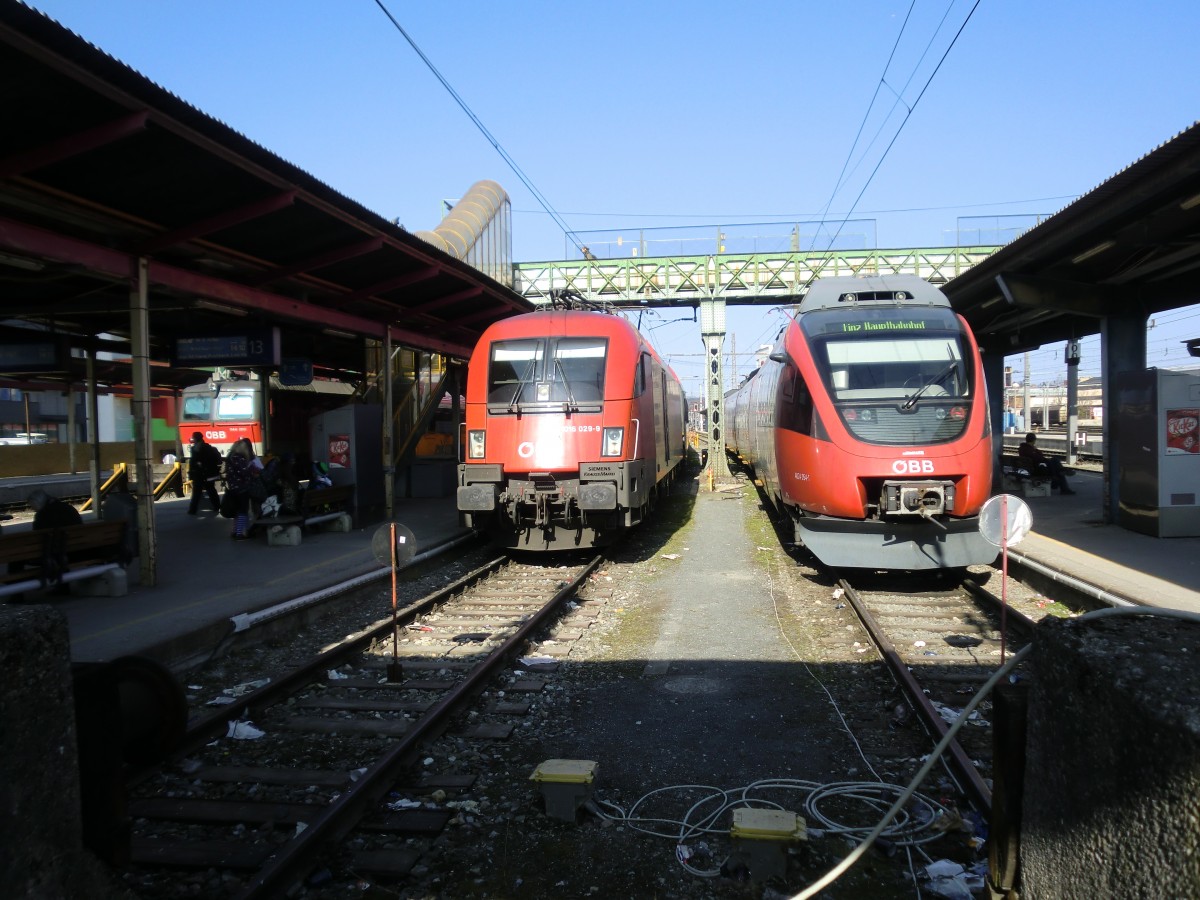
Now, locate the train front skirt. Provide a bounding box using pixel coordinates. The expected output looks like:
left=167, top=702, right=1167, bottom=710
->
left=792, top=514, right=998, bottom=570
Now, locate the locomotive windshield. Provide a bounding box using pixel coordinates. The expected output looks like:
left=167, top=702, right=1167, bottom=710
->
left=181, top=388, right=257, bottom=422
left=487, top=338, right=607, bottom=409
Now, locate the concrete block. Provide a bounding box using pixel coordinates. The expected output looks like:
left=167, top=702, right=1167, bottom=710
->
left=267, top=524, right=303, bottom=547
left=1021, top=615, right=1200, bottom=898
left=326, top=512, right=353, bottom=533
left=68, top=568, right=128, bottom=598
left=1021, top=480, right=1051, bottom=498
left=0, top=605, right=118, bottom=897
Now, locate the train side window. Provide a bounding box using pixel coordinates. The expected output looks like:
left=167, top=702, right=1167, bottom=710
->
left=633, top=354, right=648, bottom=397
left=776, top=364, right=813, bottom=435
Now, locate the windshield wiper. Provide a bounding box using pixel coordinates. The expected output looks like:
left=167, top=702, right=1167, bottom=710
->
left=553, top=358, right=579, bottom=415
left=902, top=359, right=960, bottom=410
left=507, top=358, right=539, bottom=413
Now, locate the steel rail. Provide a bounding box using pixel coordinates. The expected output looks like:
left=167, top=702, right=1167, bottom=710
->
left=235, top=553, right=604, bottom=899
left=836, top=575, right=994, bottom=814
left=174, top=554, right=507, bottom=754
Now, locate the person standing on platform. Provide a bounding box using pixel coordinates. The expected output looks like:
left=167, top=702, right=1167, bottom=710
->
left=224, top=438, right=256, bottom=540
left=187, top=431, right=222, bottom=515
left=1018, top=432, right=1075, bottom=495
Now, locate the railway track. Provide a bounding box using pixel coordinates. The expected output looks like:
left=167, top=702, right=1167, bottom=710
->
left=120, top=552, right=606, bottom=898
left=827, top=568, right=1039, bottom=814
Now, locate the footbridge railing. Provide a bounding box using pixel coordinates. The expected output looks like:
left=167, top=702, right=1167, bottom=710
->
left=514, top=246, right=1001, bottom=306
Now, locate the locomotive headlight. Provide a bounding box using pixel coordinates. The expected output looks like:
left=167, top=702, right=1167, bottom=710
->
left=601, top=426, right=624, bottom=457
left=467, top=429, right=486, bottom=459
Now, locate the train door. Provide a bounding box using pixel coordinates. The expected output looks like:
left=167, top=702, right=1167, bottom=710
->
left=661, top=370, right=670, bottom=467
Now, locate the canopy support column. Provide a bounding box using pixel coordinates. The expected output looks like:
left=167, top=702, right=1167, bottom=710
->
left=1100, top=311, right=1147, bottom=524
left=130, top=256, right=156, bottom=585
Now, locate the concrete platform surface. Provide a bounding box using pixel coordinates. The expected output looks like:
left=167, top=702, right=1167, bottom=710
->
left=1000, top=467, right=1200, bottom=612
left=3, top=493, right=469, bottom=664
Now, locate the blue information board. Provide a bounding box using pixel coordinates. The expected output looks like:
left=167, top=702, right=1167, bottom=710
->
left=279, top=358, right=313, bottom=386
left=173, top=327, right=280, bottom=366
left=0, top=340, right=65, bottom=373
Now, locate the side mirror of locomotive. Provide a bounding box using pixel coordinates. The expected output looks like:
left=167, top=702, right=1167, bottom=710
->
left=769, top=350, right=787, bottom=364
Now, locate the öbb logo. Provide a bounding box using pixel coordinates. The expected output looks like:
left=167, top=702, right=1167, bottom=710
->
left=892, top=459, right=934, bottom=475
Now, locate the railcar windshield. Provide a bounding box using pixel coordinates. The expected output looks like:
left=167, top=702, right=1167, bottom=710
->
left=823, top=337, right=967, bottom=402
left=804, top=313, right=976, bottom=444
left=486, top=338, right=607, bottom=409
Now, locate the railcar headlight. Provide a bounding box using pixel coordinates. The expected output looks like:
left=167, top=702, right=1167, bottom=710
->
left=601, top=426, right=624, bottom=457
left=468, top=430, right=486, bottom=459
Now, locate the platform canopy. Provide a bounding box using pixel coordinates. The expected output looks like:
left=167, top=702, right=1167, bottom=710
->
left=945, top=121, right=1200, bottom=355
left=0, top=1, right=531, bottom=388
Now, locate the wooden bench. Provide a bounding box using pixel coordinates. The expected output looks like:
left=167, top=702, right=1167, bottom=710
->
left=251, top=484, right=356, bottom=547
left=0, top=520, right=130, bottom=600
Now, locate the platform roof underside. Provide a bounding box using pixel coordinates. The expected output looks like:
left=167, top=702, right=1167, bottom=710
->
left=944, top=121, right=1200, bottom=356
left=0, top=3, right=531, bottom=390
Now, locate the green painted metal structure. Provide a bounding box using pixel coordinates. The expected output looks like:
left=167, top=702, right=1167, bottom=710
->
left=515, top=246, right=1002, bottom=307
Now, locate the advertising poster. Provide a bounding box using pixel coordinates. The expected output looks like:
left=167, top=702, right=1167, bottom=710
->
left=1165, top=408, right=1199, bottom=454
left=328, top=433, right=351, bottom=468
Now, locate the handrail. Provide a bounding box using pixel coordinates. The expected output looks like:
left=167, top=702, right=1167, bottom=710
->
left=80, top=462, right=127, bottom=512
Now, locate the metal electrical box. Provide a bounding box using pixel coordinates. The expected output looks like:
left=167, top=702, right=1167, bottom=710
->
left=1115, top=368, right=1200, bottom=537
left=308, top=403, right=383, bottom=527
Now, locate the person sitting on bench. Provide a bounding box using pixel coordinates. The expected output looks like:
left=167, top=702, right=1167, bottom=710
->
left=1017, top=433, right=1075, bottom=495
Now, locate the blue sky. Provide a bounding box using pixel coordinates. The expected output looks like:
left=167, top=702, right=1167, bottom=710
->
left=23, top=1, right=1200, bottom=399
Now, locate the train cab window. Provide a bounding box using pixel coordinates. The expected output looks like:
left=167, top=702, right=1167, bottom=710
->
left=181, top=395, right=213, bottom=421
left=487, top=340, right=545, bottom=405
left=551, top=338, right=606, bottom=403
left=217, top=392, right=256, bottom=420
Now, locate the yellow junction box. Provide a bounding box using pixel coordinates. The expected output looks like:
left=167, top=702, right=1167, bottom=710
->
left=730, top=808, right=807, bottom=882
left=529, top=759, right=598, bottom=822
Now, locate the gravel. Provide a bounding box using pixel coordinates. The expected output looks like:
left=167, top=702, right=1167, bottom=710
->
left=135, top=470, right=1070, bottom=899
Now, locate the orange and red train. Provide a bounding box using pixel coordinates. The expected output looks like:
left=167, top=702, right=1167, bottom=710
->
left=457, top=301, right=687, bottom=550
left=726, top=275, right=996, bottom=570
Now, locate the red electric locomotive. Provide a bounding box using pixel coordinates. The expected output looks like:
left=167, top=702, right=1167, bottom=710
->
left=726, top=275, right=996, bottom=570
left=457, top=300, right=687, bottom=550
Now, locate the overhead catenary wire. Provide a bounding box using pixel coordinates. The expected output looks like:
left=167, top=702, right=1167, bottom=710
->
left=370, top=0, right=582, bottom=254
left=801, top=0, right=984, bottom=291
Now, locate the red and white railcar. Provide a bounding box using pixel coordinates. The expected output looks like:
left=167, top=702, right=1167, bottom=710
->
left=726, top=275, right=996, bottom=570
left=458, top=305, right=687, bottom=550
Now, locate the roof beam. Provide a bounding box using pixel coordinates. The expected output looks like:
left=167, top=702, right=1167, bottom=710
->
left=996, top=273, right=1121, bottom=317
left=407, top=286, right=483, bottom=314
left=139, top=190, right=297, bottom=253
left=0, top=213, right=475, bottom=356
left=0, top=110, right=149, bottom=178
left=341, top=265, right=441, bottom=302
left=249, top=235, right=384, bottom=285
